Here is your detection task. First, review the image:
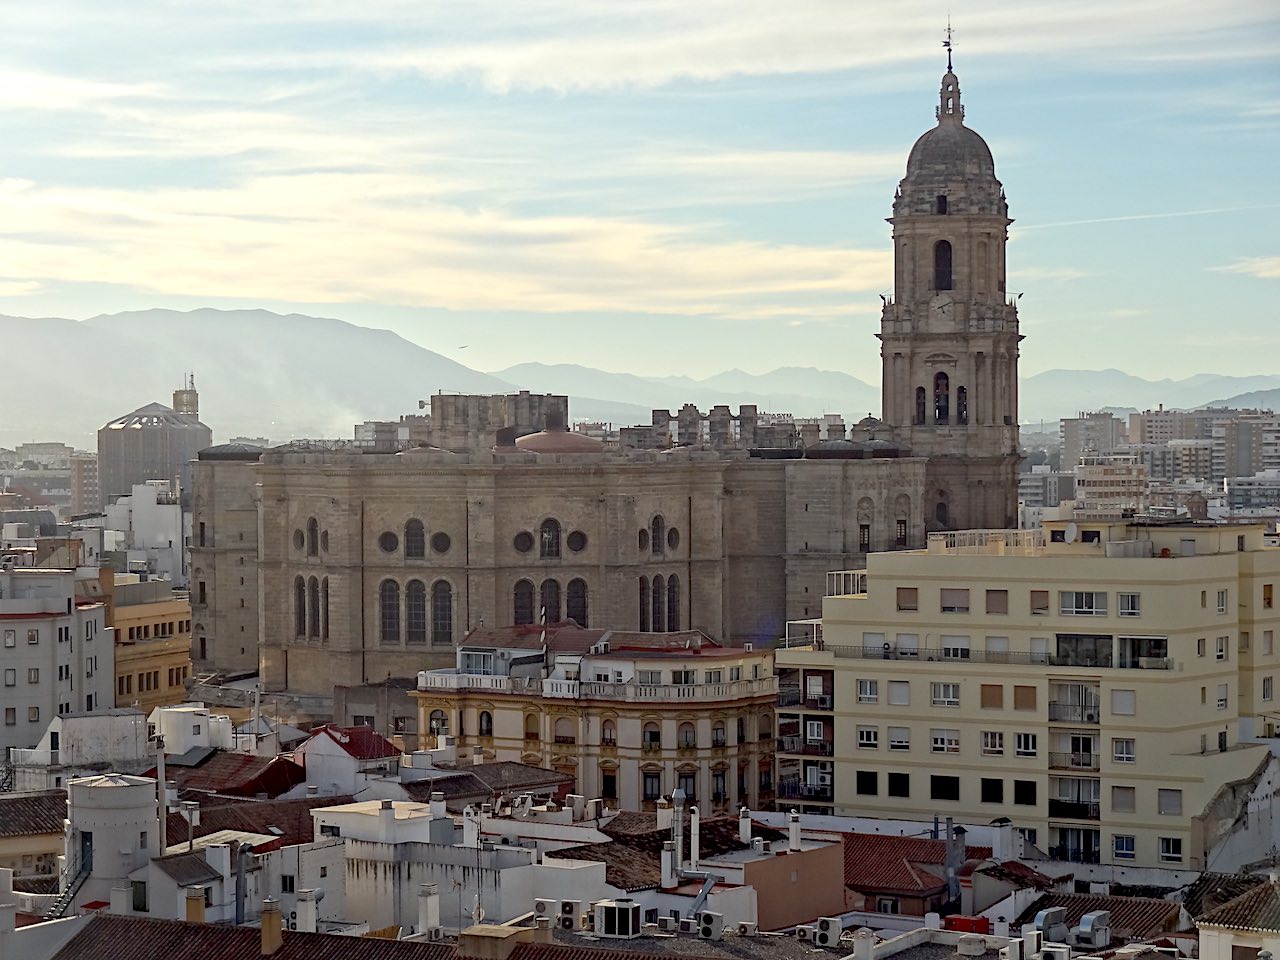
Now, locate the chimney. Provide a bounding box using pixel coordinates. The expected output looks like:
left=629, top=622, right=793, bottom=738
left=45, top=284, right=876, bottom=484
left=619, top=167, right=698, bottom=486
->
left=660, top=841, right=677, bottom=889
left=738, top=806, right=751, bottom=843
left=378, top=799, right=396, bottom=841
left=260, top=898, right=284, bottom=956
left=945, top=821, right=964, bottom=901
left=463, top=805, right=480, bottom=848
left=185, top=886, right=206, bottom=923
left=990, top=817, right=1014, bottom=861
left=788, top=809, right=801, bottom=852
left=535, top=916, right=554, bottom=944
left=690, top=805, right=701, bottom=872
left=671, top=789, right=685, bottom=868
left=205, top=844, right=232, bottom=884
left=306, top=784, right=319, bottom=797
left=854, top=928, right=875, bottom=960
left=109, top=884, right=129, bottom=913
left=296, top=889, right=318, bottom=933
left=418, top=883, right=440, bottom=935
left=429, top=791, right=446, bottom=820
left=655, top=797, right=673, bottom=832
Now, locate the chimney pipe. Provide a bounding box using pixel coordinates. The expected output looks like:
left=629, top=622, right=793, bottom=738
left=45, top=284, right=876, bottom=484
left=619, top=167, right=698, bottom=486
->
left=535, top=916, right=554, bottom=944
left=185, top=886, right=206, bottom=924
left=788, top=810, right=801, bottom=852
left=418, top=882, right=440, bottom=935
left=660, top=841, right=677, bottom=889
left=690, top=805, right=701, bottom=872
left=260, top=898, right=284, bottom=956
left=296, top=889, right=318, bottom=933
left=739, top=806, right=751, bottom=844
left=429, top=791, right=446, bottom=821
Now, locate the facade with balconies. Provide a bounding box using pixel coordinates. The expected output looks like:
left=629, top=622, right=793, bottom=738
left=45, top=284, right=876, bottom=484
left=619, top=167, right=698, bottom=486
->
left=775, top=520, right=1280, bottom=872
left=409, top=624, right=776, bottom=814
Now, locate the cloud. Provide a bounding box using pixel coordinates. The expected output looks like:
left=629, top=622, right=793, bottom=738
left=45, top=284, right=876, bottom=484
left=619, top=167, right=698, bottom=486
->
left=1216, top=257, right=1280, bottom=280
left=1016, top=204, right=1280, bottom=231
left=0, top=70, right=158, bottom=110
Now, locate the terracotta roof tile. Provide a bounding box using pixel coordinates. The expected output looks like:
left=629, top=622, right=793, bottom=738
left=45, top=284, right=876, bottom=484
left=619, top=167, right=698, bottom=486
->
left=148, top=752, right=305, bottom=798
left=0, top=790, right=65, bottom=838
left=152, top=851, right=223, bottom=886
left=1198, top=880, right=1280, bottom=932
left=164, top=795, right=355, bottom=848
left=1015, top=893, right=1181, bottom=942
left=308, top=725, right=402, bottom=760
left=1184, top=873, right=1268, bottom=920
left=512, top=943, right=669, bottom=960
left=842, top=833, right=991, bottom=895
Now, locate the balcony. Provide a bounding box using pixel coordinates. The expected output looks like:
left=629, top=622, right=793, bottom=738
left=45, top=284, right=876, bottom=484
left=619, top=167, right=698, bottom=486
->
left=600, top=737, right=617, bottom=752
left=778, top=779, right=834, bottom=803
left=553, top=735, right=577, bottom=745
left=642, top=741, right=662, bottom=754
left=778, top=689, right=803, bottom=707
left=1048, top=798, right=1101, bottom=820
left=820, top=646, right=1170, bottom=669
left=574, top=677, right=776, bottom=702
left=1047, top=846, right=1101, bottom=864
left=711, top=735, right=727, bottom=749
left=1049, top=752, right=1099, bottom=771
left=827, top=570, right=867, bottom=597
left=777, top=736, right=833, bottom=757
left=1048, top=703, right=1101, bottom=724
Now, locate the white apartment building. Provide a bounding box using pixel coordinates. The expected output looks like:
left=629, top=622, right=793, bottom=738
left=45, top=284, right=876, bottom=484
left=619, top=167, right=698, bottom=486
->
left=102, top=481, right=188, bottom=586
left=776, top=520, right=1280, bottom=874
left=0, top=568, right=113, bottom=754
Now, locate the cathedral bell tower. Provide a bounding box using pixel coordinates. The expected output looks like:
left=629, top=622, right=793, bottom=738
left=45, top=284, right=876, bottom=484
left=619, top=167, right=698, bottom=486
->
left=879, top=59, right=1022, bottom=530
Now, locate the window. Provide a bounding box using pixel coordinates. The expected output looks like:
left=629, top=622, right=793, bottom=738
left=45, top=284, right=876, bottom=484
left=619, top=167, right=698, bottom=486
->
left=1013, top=780, right=1037, bottom=805
left=805, top=720, right=824, bottom=743
left=513, top=579, right=535, bottom=626
left=405, top=519, right=426, bottom=559
left=857, top=726, right=879, bottom=749
left=930, top=775, right=960, bottom=801
left=982, top=731, right=1004, bottom=756
left=986, top=590, right=1008, bottom=615
left=940, top=588, right=969, bottom=613
left=319, top=823, right=341, bottom=838
left=1114, top=835, right=1136, bottom=860
left=981, top=684, right=1003, bottom=709
left=705, top=669, right=722, bottom=685
left=856, top=770, right=879, bottom=796
left=28, top=629, right=38, bottom=644
left=931, top=729, right=960, bottom=753
left=678, top=771, right=696, bottom=801
left=1014, top=686, right=1037, bottom=711
left=857, top=679, right=878, bottom=704
left=1266, top=584, right=1274, bottom=610
left=896, top=587, right=918, bottom=611
left=1218, top=589, right=1229, bottom=614
left=1111, top=786, right=1135, bottom=813
left=479, top=711, right=493, bottom=737
left=431, top=581, right=453, bottom=644
left=887, top=681, right=909, bottom=706
left=933, top=240, right=953, bottom=291
left=379, top=579, right=400, bottom=644
left=1113, top=738, right=1135, bottom=763
left=1216, top=636, right=1229, bottom=661
left=671, top=669, right=695, bottom=685
left=895, top=518, right=908, bottom=547
left=1118, top=593, right=1141, bottom=617
left=650, top=516, right=664, bottom=555
left=1197, top=637, right=1206, bottom=657
left=859, top=524, right=871, bottom=551
left=1015, top=732, right=1037, bottom=757
left=3, top=630, right=14, bottom=647
left=666, top=576, right=680, bottom=631
left=28, top=707, right=39, bottom=723
left=1158, top=789, right=1182, bottom=815
left=131, top=880, right=149, bottom=913
left=540, top=518, right=561, bottom=558
left=1266, top=630, right=1275, bottom=655
left=936, top=194, right=948, bottom=214
left=3, top=708, right=12, bottom=725
left=1217, top=682, right=1229, bottom=710
left=888, top=772, right=910, bottom=797
left=932, top=682, right=960, bottom=707
left=1060, top=591, right=1107, bottom=616
left=1160, top=837, right=1183, bottom=863
left=1030, top=590, right=1049, bottom=615
left=888, top=727, right=910, bottom=751
left=1112, top=689, right=1136, bottom=716
left=281, top=874, right=296, bottom=894
left=567, top=578, right=589, bottom=628
left=981, top=778, right=1004, bottom=803
left=941, top=635, right=970, bottom=660
left=1265, top=677, right=1274, bottom=702
left=2, top=669, right=13, bottom=687
left=406, top=580, right=427, bottom=644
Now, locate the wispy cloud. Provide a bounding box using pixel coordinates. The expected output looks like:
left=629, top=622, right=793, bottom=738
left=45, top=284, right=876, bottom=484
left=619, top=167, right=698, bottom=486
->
left=1215, top=257, right=1280, bottom=280
left=1016, top=205, right=1280, bottom=231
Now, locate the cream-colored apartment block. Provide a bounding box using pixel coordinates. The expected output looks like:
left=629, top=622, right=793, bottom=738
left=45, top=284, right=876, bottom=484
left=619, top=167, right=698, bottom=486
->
left=776, top=520, right=1280, bottom=871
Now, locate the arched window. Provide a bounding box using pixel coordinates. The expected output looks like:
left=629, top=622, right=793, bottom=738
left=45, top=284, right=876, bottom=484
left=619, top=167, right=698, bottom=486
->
left=934, top=371, right=950, bottom=424
left=642, top=722, right=661, bottom=750
left=894, top=494, right=912, bottom=548
left=404, top=519, right=426, bottom=559
left=540, top=579, right=561, bottom=624
left=554, top=717, right=575, bottom=744
left=431, top=581, right=453, bottom=645
left=513, top=579, right=535, bottom=626
left=857, top=497, right=874, bottom=553
left=915, top=386, right=927, bottom=425
left=678, top=722, right=696, bottom=749
left=540, top=519, right=561, bottom=559
left=651, top=516, right=664, bottom=555
left=524, top=714, right=539, bottom=740
left=712, top=721, right=726, bottom=746
left=306, top=517, right=319, bottom=557
left=602, top=719, right=617, bottom=745
left=566, top=578, right=588, bottom=627
left=933, top=240, right=953, bottom=291
left=479, top=711, right=493, bottom=737
left=956, top=386, right=968, bottom=424
left=428, top=709, right=448, bottom=735
left=406, top=580, right=427, bottom=644
left=379, top=579, right=400, bottom=644
left=321, top=577, right=329, bottom=639
left=294, top=576, right=306, bottom=636
left=758, top=712, right=772, bottom=740
left=651, top=575, right=665, bottom=633
left=936, top=501, right=950, bottom=528
left=307, top=577, right=320, bottom=637
left=666, top=575, right=680, bottom=632
left=639, top=577, right=650, bottom=632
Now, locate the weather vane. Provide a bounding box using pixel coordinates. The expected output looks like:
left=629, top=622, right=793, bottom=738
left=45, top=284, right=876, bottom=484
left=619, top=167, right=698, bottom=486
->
left=943, top=19, right=954, bottom=71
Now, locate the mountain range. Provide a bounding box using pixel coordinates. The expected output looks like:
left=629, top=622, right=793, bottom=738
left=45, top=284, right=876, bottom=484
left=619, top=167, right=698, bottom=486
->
left=1, top=309, right=1276, bottom=448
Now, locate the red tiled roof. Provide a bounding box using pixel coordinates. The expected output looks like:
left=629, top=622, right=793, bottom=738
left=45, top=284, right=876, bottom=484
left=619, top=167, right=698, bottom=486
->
left=0, top=790, right=66, bottom=838
left=1015, top=893, right=1181, bottom=941
left=147, top=752, right=305, bottom=798
left=842, top=833, right=992, bottom=896
left=1198, top=881, right=1280, bottom=932
left=306, top=724, right=402, bottom=760
left=164, top=795, right=355, bottom=848
left=968, top=859, right=1060, bottom=891
left=511, top=944, right=669, bottom=960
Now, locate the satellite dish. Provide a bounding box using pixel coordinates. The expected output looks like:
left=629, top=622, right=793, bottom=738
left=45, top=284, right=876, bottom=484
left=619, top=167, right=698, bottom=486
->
left=1064, top=521, right=1079, bottom=544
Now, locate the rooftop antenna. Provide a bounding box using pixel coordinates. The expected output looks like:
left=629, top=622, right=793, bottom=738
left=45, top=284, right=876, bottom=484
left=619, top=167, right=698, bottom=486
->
left=943, top=18, right=954, bottom=71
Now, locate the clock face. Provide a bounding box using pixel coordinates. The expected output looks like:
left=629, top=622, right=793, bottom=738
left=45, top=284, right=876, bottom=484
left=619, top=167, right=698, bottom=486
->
left=930, top=293, right=956, bottom=327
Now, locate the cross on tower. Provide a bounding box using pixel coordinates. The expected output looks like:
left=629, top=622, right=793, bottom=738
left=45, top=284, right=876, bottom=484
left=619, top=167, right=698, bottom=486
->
left=943, top=20, right=955, bottom=71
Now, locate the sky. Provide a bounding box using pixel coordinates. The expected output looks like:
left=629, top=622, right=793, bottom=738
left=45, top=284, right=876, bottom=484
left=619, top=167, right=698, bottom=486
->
left=1, top=1, right=1277, bottom=385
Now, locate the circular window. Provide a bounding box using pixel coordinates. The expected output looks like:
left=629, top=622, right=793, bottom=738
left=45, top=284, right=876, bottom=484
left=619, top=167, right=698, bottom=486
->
left=567, top=530, right=587, bottom=552
left=321, top=531, right=330, bottom=552
left=513, top=531, right=534, bottom=553
left=638, top=529, right=650, bottom=552
left=431, top=532, right=452, bottom=554
left=378, top=531, right=399, bottom=553
left=292, top=529, right=305, bottom=550
left=667, top=528, right=680, bottom=550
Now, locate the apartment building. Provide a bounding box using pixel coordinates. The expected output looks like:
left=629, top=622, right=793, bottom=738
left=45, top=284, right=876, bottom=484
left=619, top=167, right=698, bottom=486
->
left=0, top=568, right=113, bottom=754
left=410, top=625, right=777, bottom=813
left=1060, top=413, right=1127, bottom=472
left=111, top=576, right=192, bottom=712
left=776, top=520, right=1280, bottom=872
left=1071, top=454, right=1149, bottom=518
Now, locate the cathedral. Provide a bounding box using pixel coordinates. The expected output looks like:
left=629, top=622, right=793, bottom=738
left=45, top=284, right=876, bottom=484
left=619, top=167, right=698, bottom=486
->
left=188, top=61, right=1022, bottom=701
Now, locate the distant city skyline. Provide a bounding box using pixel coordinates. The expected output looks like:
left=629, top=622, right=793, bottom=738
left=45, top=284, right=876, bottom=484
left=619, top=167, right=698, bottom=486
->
left=1, top=1, right=1276, bottom=383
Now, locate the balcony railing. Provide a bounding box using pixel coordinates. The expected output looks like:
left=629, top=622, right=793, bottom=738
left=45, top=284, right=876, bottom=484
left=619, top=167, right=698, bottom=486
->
left=1048, top=703, right=1101, bottom=724
left=642, top=741, right=662, bottom=754
left=1049, top=752, right=1099, bottom=771
left=1047, top=846, right=1101, bottom=864
left=417, top=672, right=778, bottom=701
left=778, top=689, right=803, bottom=707
left=820, top=645, right=1170, bottom=669
left=777, top=736, right=833, bottom=756
left=600, top=737, right=617, bottom=749
left=827, top=570, right=868, bottom=597
left=778, top=780, right=834, bottom=803
left=1048, top=798, right=1101, bottom=820
left=553, top=735, right=576, bottom=745
left=711, top=736, right=727, bottom=748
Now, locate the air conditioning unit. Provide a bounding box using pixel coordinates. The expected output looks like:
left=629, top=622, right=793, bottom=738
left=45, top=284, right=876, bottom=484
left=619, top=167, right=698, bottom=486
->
left=1042, top=946, right=1071, bottom=960
left=816, top=929, right=840, bottom=948
left=657, top=916, right=678, bottom=933
left=796, top=924, right=818, bottom=941
left=699, top=912, right=725, bottom=941
left=999, top=939, right=1024, bottom=960
left=818, top=773, right=833, bottom=786
left=815, top=917, right=842, bottom=946
left=737, top=922, right=758, bottom=937
left=534, top=898, right=557, bottom=918
left=426, top=927, right=444, bottom=942
left=560, top=899, right=583, bottom=919
left=679, top=918, right=698, bottom=935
